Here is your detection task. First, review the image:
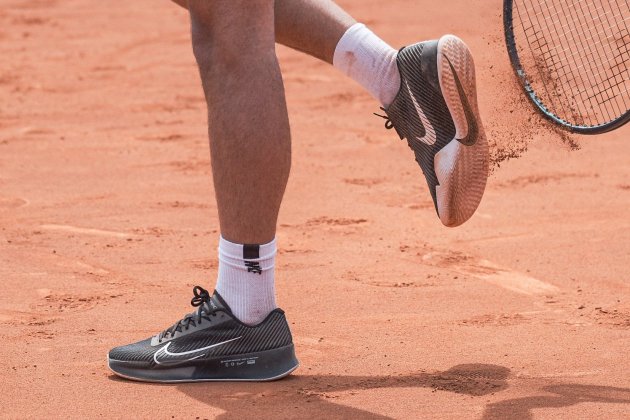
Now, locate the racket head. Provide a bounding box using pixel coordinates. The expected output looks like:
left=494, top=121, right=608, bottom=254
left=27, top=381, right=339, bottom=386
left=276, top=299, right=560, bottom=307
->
left=503, top=0, right=630, bottom=134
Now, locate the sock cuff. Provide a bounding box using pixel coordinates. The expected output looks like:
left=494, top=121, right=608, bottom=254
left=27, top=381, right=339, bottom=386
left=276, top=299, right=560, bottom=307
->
left=339, top=22, right=366, bottom=40
left=332, top=22, right=400, bottom=107
left=219, top=235, right=277, bottom=262
left=333, top=23, right=367, bottom=68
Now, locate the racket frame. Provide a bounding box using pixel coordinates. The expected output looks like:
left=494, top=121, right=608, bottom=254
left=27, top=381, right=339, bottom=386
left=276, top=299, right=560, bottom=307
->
left=503, top=0, right=630, bottom=134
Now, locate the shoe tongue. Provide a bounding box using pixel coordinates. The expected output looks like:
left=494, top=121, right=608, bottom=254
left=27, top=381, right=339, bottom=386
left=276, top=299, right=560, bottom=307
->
left=207, top=290, right=232, bottom=314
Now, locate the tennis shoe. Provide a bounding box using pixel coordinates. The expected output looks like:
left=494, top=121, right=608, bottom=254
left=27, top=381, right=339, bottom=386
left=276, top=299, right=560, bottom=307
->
left=378, top=35, right=489, bottom=227
left=108, top=286, right=298, bottom=382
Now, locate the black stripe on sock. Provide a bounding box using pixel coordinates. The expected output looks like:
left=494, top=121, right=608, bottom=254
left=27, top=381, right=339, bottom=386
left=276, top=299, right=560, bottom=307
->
left=243, top=244, right=260, bottom=260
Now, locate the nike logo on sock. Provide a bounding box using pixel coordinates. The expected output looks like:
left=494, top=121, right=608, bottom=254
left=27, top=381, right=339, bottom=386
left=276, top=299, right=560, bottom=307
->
left=153, top=336, right=242, bottom=366
left=245, top=261, right=262, bottom=274
left=445, top=56, right=478, bottom=146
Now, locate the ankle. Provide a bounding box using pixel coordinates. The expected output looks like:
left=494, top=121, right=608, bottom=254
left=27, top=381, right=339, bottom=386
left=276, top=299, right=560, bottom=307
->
left=215, top=236, right=277, bottom=325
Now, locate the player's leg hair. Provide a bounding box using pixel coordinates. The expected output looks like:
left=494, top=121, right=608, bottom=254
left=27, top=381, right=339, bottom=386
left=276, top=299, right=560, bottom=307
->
left=189, top=0, right=291, bottom=244
left=274, top=0, right=356, bottom=63
left=173, top=0, right=356, bottom=64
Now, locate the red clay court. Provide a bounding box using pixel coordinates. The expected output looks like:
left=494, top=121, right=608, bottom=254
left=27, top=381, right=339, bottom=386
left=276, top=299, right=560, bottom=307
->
left=1, top=0, right=628, bottom=418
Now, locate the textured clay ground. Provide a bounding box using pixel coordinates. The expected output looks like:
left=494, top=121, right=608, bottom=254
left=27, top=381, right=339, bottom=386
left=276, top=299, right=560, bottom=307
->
left=1, top=0, right=629, bottom=419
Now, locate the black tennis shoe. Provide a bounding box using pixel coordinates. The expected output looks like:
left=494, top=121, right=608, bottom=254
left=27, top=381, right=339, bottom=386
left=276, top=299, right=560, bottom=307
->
left=108, top=286, right=298, bottom=382
left=378, top=34, right=489, bottom=227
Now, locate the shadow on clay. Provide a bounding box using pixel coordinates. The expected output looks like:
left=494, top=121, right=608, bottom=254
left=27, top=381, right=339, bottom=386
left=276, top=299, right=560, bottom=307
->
left=107, top=363, right=508, bottom=418
left=175, top=363, right=510, bottom=419
left=482, top=383, right=630, bottom=420
left=108, top=363, right=630, bottom=418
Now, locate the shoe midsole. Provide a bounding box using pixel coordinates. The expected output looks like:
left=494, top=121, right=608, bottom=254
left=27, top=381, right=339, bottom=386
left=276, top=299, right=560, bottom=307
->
left=108, top=344, right=298, bottom=382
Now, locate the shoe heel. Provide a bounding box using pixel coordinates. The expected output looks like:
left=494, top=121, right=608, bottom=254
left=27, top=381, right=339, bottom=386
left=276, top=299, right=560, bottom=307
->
left=434, top=34, right=489, bottom=227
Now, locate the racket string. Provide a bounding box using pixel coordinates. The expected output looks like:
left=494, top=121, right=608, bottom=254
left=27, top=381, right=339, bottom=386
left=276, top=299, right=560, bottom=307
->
left=512, top=0, right=630, bottom=126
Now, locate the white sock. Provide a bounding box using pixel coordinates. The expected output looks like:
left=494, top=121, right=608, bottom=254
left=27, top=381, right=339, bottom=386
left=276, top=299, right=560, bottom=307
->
left=215, top=236, right=277, bottom=325
left=333, top=23, right=401, bottom=108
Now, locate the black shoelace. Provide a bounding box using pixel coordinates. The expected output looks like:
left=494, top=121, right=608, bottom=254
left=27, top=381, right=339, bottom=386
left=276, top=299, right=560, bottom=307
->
left=373, top=107, right=394, bottom=130
left=158, top=286, right=217, bottom=342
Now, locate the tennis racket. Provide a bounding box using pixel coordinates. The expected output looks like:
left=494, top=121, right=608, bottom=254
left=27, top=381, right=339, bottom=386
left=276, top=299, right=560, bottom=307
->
left=504, top=0, right=630, bottom=134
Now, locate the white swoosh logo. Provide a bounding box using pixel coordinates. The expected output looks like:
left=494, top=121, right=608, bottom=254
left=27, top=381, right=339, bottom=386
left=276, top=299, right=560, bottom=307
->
left=153, top=336, right=242, bottom=365
left=406, top=80, right=436, bottom=146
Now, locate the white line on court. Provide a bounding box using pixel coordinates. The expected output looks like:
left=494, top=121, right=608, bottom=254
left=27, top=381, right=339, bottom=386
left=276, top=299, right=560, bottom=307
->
left=40, top=224, right=134, bottom=239
left=422, top=252, right=559, bottom=295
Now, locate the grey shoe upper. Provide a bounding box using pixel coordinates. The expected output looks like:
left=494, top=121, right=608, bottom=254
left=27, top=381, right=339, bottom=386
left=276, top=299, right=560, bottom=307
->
left=384, top=40, right=457, bottom=211
left=108, top=288, right=293, bottom=367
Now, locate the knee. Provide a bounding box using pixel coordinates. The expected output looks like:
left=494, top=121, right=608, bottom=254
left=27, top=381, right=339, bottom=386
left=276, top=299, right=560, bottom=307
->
left=189, top=1, right=276, bottom=73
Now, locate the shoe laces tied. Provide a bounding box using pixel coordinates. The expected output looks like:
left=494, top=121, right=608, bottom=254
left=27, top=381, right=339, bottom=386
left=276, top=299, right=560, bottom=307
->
left=373, top=107, right=394, bottom=130
left=158, top=286, right=216, bottom=341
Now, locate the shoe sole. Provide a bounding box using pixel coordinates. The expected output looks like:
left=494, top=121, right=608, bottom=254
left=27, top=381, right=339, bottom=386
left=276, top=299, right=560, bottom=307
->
left=108, top=344, right=299, bottom=383
left=434, top=35, right=489, bottom=227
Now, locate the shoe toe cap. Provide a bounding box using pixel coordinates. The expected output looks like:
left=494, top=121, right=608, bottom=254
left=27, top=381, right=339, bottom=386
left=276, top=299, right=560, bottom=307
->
left=108, top=338, right=154, bottom=362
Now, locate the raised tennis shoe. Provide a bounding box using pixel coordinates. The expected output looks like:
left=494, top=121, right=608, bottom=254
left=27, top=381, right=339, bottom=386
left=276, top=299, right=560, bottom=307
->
left=108, top=286, right=298, bottom=382
left=377, top=34, right=489, bottom=227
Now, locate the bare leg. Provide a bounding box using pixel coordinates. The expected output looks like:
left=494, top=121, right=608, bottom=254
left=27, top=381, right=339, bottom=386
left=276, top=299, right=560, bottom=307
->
left=274, top=0, right=355, bottom=63
left=173, top=0, right=356, bottom=64
left=189, top=0, right=290, bottom=244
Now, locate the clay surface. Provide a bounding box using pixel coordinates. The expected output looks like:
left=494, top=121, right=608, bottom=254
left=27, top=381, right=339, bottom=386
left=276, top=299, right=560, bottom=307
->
left=1, top=0, right=628, bottom=418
